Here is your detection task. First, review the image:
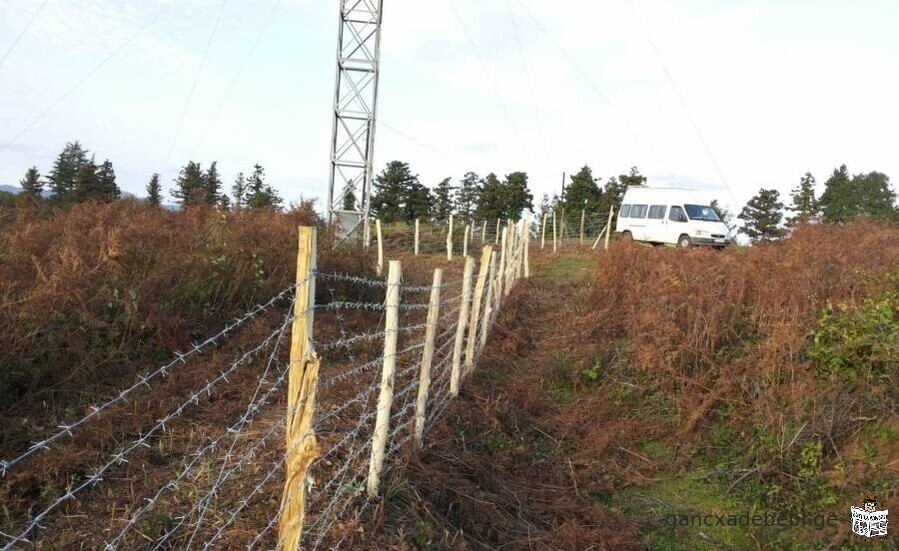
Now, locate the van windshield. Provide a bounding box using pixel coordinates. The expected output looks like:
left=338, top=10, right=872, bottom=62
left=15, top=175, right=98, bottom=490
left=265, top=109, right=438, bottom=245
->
left=684, top=204, right=721, bottom=222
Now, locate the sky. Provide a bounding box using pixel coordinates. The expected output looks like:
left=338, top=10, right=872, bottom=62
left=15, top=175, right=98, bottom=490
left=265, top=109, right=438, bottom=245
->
left=1, top=0, right=897, bottom=216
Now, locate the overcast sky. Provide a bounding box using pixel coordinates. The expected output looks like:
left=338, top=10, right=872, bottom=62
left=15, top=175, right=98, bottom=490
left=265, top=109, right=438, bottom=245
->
left=1, top=0, right=897, bottom=214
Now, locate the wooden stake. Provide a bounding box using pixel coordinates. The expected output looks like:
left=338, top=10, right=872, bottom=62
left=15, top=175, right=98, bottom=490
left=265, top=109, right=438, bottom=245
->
left=376, top=219, right=384, bottom=276
left=497, top=226, right=507, bottom=301
left=367, top=260, right=401, bottom=498
left=541, top=213, right=547, bottom=249
left=604, top=206, right=615, bottom=251
left=495, top=219, right=500, bottom=244
left=450, top=256, right=474, bottom=397
left=592, top=225, right=606, bottom=250
left=414, top=268, right=442, bottom=446
left=524, top=218, right=530, bottom=278
left=463, top=224, right=470, bottom=258
left=479, top=251, right=497, bottom=356
left=446, top=214, right=454, bottom=261
left=580, top=209, right=586, bottom=246
left=481, top=220, right=487, bottom=244
left=278, top=227, right=320, bottom=551
left=414, top=218, right=420, bottom=256
left=552, top=212, right=558, bottom=254
left=465, top=246, right=492, bottom=372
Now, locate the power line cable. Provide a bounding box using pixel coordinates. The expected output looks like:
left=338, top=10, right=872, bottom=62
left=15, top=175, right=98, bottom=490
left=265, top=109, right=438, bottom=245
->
left=0, top=0, right=180, bottom=157
left=0, top=0, right=50, bottom=69
left=190, top=0, right=284, bottom=159
left=380, top=120, right=481, bottom=171
left=506, top=0, right=550, bottom=167
left=161, top=0, right=228, bottom=180
left=626, top=0, right=738, bottom=206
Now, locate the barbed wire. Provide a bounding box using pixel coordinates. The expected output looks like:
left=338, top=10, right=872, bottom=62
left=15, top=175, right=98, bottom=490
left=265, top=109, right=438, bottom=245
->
left=1, top=311, right=295, bottom=551
left=0, top=284, right=297, bottom=478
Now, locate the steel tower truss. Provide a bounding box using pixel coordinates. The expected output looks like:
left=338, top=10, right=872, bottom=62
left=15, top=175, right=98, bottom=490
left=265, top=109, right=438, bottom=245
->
left=327, top=0, right=384, bottom=242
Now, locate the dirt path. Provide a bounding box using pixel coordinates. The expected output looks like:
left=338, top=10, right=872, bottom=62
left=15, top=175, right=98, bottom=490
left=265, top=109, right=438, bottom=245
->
left=367, top=252, right=647, bottom=550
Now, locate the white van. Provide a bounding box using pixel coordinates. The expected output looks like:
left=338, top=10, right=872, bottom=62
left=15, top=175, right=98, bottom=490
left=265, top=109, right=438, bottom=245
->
left=615, top=187, right=732, bottom=247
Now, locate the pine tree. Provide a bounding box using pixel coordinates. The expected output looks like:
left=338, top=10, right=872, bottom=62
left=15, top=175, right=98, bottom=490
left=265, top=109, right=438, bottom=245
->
left=342, top=179, right=357, bottom=211
left=204, top=161, right=223, bottom=205
left=19, top=166, right=43, bottom=197
left=501, top=171, right=533, bottom=220
left=562, top=165, right=602, bottom=214
left=372, top=161, right=416, bottom=223
left=618, top=166, right=647, bottom=189
left=73, top=158, right=99, bottom=202
left=475, top=173, right=505, bottom=221
left=146, top=173, right=162, bottom=207
left=172, top=161, right=207, bottom=206
left=455, top=172, right=482, bottom=220
left=48, top=141, right=89, bottom=201
left=245, top=164, right=282, bottom=210
left=819, top=165, right=896, bottom=222
left=739, top=188, right=785, bottom=243
left=95, top=159, right=120, bottom=201
left=404, top=180, right=432, bottom=221
left=787, top=172, right=819, bottom=226
left=432, top=177, right=454, bottom=222
left=232, top=172, right=246, bottom=210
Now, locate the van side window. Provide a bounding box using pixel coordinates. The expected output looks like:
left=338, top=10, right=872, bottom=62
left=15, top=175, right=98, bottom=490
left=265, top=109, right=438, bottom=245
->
left=648, top=205, right=666, bottom=219
left=631, top=205, right=648, bottom=218
left=619, top=204, right=631, bottom=218
left=669, top=206, right=687, bottom=222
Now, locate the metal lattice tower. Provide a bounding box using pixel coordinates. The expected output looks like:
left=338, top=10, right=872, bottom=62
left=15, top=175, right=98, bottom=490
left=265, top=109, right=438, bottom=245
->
left=327, top=0, right=385, bottom=243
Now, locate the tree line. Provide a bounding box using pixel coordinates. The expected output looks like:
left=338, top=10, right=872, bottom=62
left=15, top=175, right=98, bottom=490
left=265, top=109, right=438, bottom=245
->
left=367, top=160, right=649, bottom=225
left=14, top=141, right=283, bottom=211
left=738, top=166, right=896, bottom=243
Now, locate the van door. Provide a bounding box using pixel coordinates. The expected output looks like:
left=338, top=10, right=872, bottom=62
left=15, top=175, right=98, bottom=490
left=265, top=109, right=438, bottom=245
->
left=646, top=205, right=667, bottom=243
left=629, top=204, right=648, bottom=240
left=667, top=205, right=689, bottom=244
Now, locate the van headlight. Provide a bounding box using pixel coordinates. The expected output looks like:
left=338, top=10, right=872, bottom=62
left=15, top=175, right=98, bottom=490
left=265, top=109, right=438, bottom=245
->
left=695, top=229, right=709, bottom=236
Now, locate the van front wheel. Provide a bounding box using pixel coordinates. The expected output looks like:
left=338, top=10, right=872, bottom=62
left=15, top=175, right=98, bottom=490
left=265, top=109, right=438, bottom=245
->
left=622, top=231, right=633, bottom=242
left=677, top=235, right=692, bottom=248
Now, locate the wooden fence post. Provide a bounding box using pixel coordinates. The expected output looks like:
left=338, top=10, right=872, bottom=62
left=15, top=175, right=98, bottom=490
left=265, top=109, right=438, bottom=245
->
left=541, top=213, right=547, bottom=249
left=495, top=219, right=500, bottom=244
left=278, top=227, right=320, bottom=551
left=481, top=220, right=487, bottom=244
left=414, top=268, right=442, bottom=446
left=592, top=225, right=606, bottom=250
left=560, top=209, right=566, bottom=241
left=414, top=218, right=420, bottom=256
left=580, top=210, right=586, bottom=246
left=515, top=219, right=525, bottom=282
left=604, top=206, right=614, bottom=251
left=552, top=212, right=558, bottom=254
left=376, top=219, right=384, bottom=276
left=479, top=251, right=497, bottom=356
left=367, top=260, right=402, bottom=498
left=465, top=246, right=492, bottom=372
left=496, top=227, right=507, bottom=301
left=446, top=214, right=454, bottom=261
left=450, top=256, right=474, bottom=397
left=524, top=218, right=530, bottom=278
left=463, top=224, right=470, bottom=258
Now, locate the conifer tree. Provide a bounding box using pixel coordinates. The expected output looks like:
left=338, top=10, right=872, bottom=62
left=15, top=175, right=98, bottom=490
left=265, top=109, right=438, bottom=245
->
left=204, top=161, right=223, bottom=205
left=48, top=141, right=89, bottom=201
left=371, top=161, right=416, bottom=223
left=739, top=188, right=785, bottom=243
left=501, top=171, right=533, bottom=219
left=20, top=166, right=43, bottom=197
left=232, top=172, right=246, bottom=210
left=245, top=164, right=282, bottom=210
left=455, top=172, right=482, bottom=220
left=475, top=173, right=505, bottom=221
left=172, top=161, right=207, bottom=206
left=432, top=177, right=454, bottom=222
left=342, top=179, right=357, bottom=211
left=95, top=159, right=120, bottom=201
left=819, top=165, right=896, bottom=222
left=146, top=173, right=162, bottom=207
left=73, top=158, right=99, bottom=202
left=562, top=165, right=602, bottom=214
left=787, top=172, right=819, bottom=226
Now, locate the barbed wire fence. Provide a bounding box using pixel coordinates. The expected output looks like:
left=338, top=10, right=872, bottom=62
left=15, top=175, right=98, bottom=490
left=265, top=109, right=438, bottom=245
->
left=0, top=220, right=532, bottom=550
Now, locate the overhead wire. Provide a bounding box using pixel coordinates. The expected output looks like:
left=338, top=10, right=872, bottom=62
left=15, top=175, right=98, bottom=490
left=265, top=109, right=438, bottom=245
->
left=0, top=0, right=50, bottom=70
